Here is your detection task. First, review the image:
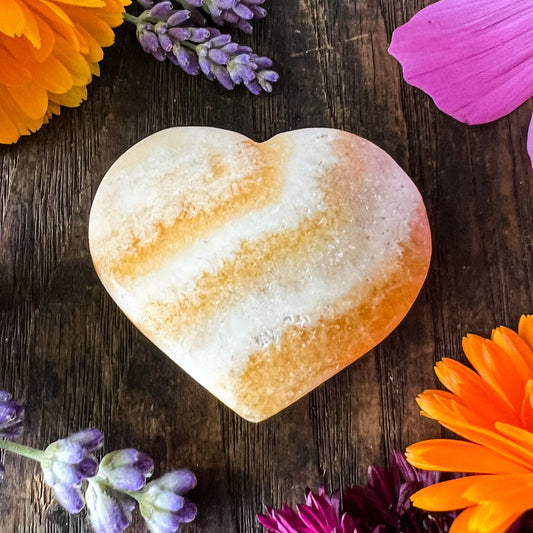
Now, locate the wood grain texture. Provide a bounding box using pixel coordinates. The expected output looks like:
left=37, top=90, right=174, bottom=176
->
left=1, top=0, right=532, bottom=531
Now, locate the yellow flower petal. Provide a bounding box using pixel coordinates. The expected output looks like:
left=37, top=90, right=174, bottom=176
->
left=0, top=0, right=126, bottom=143
left=0, top=0, right=26, bottom=38
left=6, top=82, right=48, bottom=120
left=52, top=33, right=91, bottom=86
left=0, top=101, right=22, bottom=143
left=49, top=84, right=87, bottom=107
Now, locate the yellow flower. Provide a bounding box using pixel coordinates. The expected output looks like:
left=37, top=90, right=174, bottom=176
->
left=0, top=0, right=129, bottom=144
left=406, top=315, right=533, bottom=533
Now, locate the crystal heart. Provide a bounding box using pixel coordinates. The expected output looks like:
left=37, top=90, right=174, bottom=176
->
left=89, top=127, right=431, bottom=422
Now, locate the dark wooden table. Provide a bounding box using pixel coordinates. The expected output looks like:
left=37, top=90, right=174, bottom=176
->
left=1, top=0, right=532, bottom=531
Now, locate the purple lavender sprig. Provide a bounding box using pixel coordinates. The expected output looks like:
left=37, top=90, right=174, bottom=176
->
left=191, top=0, right=267, bottom=34
left=124, top=1, right=278, bottom=93
left=0, top=391, right=196, bottom=533
left=135, top=0, right=268, bottom=34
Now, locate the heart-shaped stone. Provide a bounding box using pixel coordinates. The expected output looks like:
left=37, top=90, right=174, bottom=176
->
left=89, top=127, right=431, bottom=422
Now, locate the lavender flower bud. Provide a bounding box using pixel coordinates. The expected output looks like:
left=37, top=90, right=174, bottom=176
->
left=188, top=27, right=211, bottom=43
left=98, top=449, right=154, bottom=491
left=167, top=10, right=191, bottom=26
left=131, top=1, right=277, bottom=93
left=86, top=477, right=136, bottom=533
left=169, top=45, right=201, bottom=75
left=256, top=67, right=279, bottom=93
left=139, top=470, right=197, bottom=533
left=168, top=27, right=192, bottom=41
left=40, top=428, right=103, bottom=513
left=201, top=0, right=267, bottom=34
left=138, top=24, right=160, bottom=53
left=156, top=24, right=173, bottom=52
left=0, top=391, right=24, bottom=439
left=148, top=0, right=173, bottom=18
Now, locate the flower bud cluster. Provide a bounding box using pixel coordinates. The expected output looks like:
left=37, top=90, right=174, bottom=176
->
left=131, top=0, right=277, bottom=93
left=0, top=390, right=196, bottom=533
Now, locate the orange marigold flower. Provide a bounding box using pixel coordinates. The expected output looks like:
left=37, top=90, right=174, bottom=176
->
left=0, top=0, right=129, bottom=144
left=406, top=315, right=533, bottom=533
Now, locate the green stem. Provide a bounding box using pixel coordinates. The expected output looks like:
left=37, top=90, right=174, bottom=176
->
left=181, top=41, right=197, bottom=51
left=122, top=488, right=143, bottom=503
left=0, top=439, right=44, bottom=462
left=123, top=12, right=141, bottom=25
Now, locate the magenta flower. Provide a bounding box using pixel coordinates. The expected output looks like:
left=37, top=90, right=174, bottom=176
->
left=257, top=452, right=460, bottom=533
left=388, top=0, right=533, bottom=168
left=258, top=487, right=357, bottom=533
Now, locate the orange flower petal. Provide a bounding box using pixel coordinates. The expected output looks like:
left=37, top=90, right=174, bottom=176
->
left=469, top=500, right=527, bottom=533
left=449, top=507, right=476, bottom=533
left=0, top=0, right=125, bottom=143
left=405, top=439, right=530, bottom=474
left=49, top=84, right=87, bottom=107
left=26, top=0, right=79, bottom=51
left=0, top=0, right=26, bottom=38
left=30, top=54, right=74, bottom=93
left=75, top=24, right=103, bottom=63
left=17, top=1, right=42, bottom=49
left=63, top=6, right=116, bottom=47
left=52, top=33, right=91, bottom=86
left=6, top=83, right=48, bottom=120
left=55, top=0, right=106, bottom=6
left=0, top=102, right=22, bottom=143
left=521, top=379, right=533, bottom=431
left=89, top=61, right=100, bottom=76
left=495, top=421, right=533, bottom=451
left=0, top=46, right=31, bottom=85
left=0, top=86, right=44, bottom=136
left=417, top=390, right=502, bottom=430
left=411, top=476, right=480, bottom=511
left=412, top=474, right=533, bottom=512
left=462, top=335, right=524, bottom=414
left=492, top=326, right=533, bottom=378
left=435, top=357, right=519, bottom=426
left=519, top=315, right=533, bottom=352
left=439, top=420, right=533, bottom=471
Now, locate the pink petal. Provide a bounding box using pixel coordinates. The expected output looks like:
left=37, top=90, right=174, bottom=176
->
left=528, top=114, right=533, bottom=170
left=389, top=0, right=533, bottom=125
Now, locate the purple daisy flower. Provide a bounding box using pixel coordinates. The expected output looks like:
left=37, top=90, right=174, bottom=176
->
left=257, top=451, right=460, bottom=533
left=258, top=487, right=356, bottom=533
left=343, top=450, right=459, bottom=533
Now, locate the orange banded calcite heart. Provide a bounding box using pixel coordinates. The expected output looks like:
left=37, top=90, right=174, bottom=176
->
left=89, top=127, right=431, bottom=422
